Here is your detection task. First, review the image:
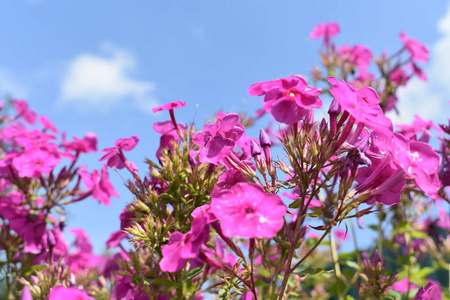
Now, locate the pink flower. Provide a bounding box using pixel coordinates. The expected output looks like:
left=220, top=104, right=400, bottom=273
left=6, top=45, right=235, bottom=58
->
left=415, top=280, right=442, bottom=300
left=39, top=115, right=58, bottom=133
left=400, top=31, right=429, bottom=63
left=20, top=286, right=32, bottom=300
left=48, top=286, right=94, bottom=300
left=62, top=132, right=98, bottom=154
left=389, top=277, right=417, bottom=294
left=310, top=22, right=340, bottom=45
left=78, top=164, right=118, bottom=206
left=160, top=215, right=210, bottom=272
left=152, top=100, right=186, bottom=113
left=248, top=75, right=322, bottom=124
left=12, top=148, right=62, bottom=178
left=13, top=99, right=36, bottom=125
left=356, top=157, right=404, bottom=205
left=339, top=44, right=372, bottom=69
left=153, top=120, right=186, bottom=159
left=193, top=113, right=244, bottom=164
left=328, top=76, right=392, bottom=133
left=211, top=182, right=287, bottom=238
left=392, top=133, right=441, bottom=198
left=99, top=135, right=139, bottom=169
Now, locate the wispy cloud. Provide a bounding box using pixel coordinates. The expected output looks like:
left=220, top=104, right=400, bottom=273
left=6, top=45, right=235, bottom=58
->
left=60, top=42, right=158, bottom=113
left=387, top=3, right=450, bottom=125
left=0, top=69, right=28, bottom=99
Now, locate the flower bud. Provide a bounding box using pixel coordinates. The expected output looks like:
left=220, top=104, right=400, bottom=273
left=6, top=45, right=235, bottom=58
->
left=259, top=129, right=271, bottom=148
left=250, top=140, right=262, bottom=157
left=47, top=231, right=56, bottom=249
left=328, top=99, right=341, bottom=116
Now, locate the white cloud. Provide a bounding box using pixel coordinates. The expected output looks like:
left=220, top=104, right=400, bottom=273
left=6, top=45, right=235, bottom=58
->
left=0, top=69, right=28, bottom=99
left=60, top=42, right=158, bottom=113
left=388, top=4, right=450, bottom=125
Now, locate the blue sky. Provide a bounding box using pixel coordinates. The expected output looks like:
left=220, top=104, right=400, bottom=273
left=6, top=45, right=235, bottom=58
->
left=1, top=1, right=449, bottom=252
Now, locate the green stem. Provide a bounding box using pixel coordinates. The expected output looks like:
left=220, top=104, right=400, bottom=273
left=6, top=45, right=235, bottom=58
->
left=330, top=234, right=343, bottom=299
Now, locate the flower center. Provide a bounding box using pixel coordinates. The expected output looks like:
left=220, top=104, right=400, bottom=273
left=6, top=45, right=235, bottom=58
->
left=244, top=207, right=255, bottom=214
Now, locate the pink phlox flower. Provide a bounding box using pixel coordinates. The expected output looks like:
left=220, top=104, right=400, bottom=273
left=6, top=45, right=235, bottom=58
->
left=352, top=69, right=375, bottom=88
left=248, top=75, right=322, bottom=124
left=214, top=238, right=237, bottom=269
left=211, top=169, right=248, bottom=197
left=78, top=164, right=118, bottom=205
left=390, top=68, right=409, bottom=87
left=211, top=182, right=287, bottom=238
left=400, top=31, right=429, bottom=63
left=106, top=230, right=128, bottom=249
left=70, top=228, right=93, bottom=253
left=62, top=132, right=98, bottom=155
left=356, top=157, right=404, bottom=205
left=67, top=228, right=105, bottom=275
left=193, top=113, right=244, bottom=164
left=334, top=229, right=349, bottom=242
left=12, top=99, right=36, bottom=125
left=415, top=280, right=442, bottom=300
left=235, top=134, right=258, bottom=160
left=0, top=122, right=26, bottom=144
left=396, top=115, right=440, bottom=143
left=436, top=204, right=450, bottom=231
left=14, top=128, right=57, bottom=150
left=328, top=76, right=392, bottom=134
left=192, top=204, right=218, bottom=224
left=99, top=135, right=139, bottom=169
left=310, top=22, right=340, bottom=45
left=152, top=100, right=186, bottom=113
left=410, top=63, right=427, bottom=81
left=389, top=277, right=417, bottom=294
left=339, top=44, right=372, bottom=69
left=48, top=286, right=95, bottom=300
left=153, top=120, right=186, bottom=159
left=20, top=286, right=32, bottom=300
left=8, top=211, right=46, bottom=254
left=39, top=115, right=58, bottom=133
left=119, top=206, right=136, bottom=231
left=103, top=250, right=128, bottom=278
left=392, top=133, right=441, bottom=198
left=12, top=148, right=62, bottom=178
left=159, top=215, right=210, bottom=272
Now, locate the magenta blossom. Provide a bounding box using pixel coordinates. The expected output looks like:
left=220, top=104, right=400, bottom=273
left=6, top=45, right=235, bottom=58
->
left=48, top=286, right=94, bottom=300
left=328, top=76, right=392, bottom=133
left=159, top=215, right=210, bottom=272
left=211, top=182, right=287, bottom=238
left=13, top=99, right=37, bottom=125
left=339, top=44, right=372, bottom=69
left=193, top=113, right=244, bottom=164
left=400, top=31, right=429, bottom=63
left=248, top=75, right=322, bottom=124
left=12, top=148, right=62, bottom=178
left=62, top=132, right=98, bottom=155
left=392, top=133, right=441, bottom=198
left=78, top=164, right=118, bottom=205
left=310, top=22, right=340, bottom=45
left=153, top=120, right=186, bottom=159
left=99, top=135, right=139, bottom=169
left=39, top=115, right=58, bottom=133
left=152, top=100, right=186, bottom=113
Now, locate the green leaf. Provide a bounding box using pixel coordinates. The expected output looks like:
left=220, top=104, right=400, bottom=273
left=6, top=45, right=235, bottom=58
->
left=183, top=265, right=205, bottom=283
left=151, top=278, right=179, bottom=289
left=289, top=198, right=303, bottom=209
left=294, top=267, right=333, bottom=277
left=343, top=260, right=359, bottom=270
left=305, top=205, right=323, bottom=218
